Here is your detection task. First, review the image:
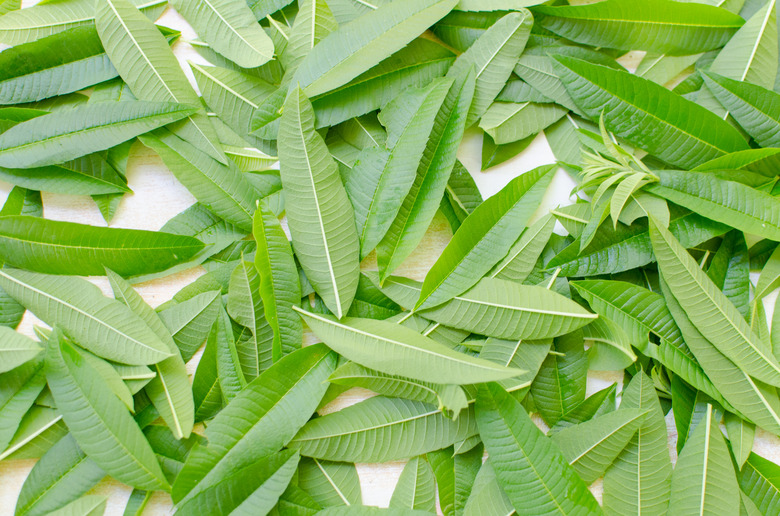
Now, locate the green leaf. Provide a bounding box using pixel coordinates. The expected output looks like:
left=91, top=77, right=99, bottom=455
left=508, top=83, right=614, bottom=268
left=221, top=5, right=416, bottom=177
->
left=170, top=0, right=273, bottom=68
left=0, top=269, right=172, bottom=365
left=479, top=101, right=567, bottom=144
left=138, top=129, right=258, bottom=232
left=647, top=170, right=780, bottom=242
left=172, top=344, right=337, bottom=504
left=602, top=372, right=672, bottom=515
left=552, top=383, right=617, bottom=430
left=0, top=216, right=203, bottom=277
left=284, top=0, right=338, bottom=71
left=488, top=213, right=555, bottom=283
left=669, top=404, right=740, bottom=516
left=704, top=72, right=780, bottom=148
left=376, top=275, right=596, bottom=341
left=44, top=330, right=169, bottom=491
left=315, top=507, right=434, bottom=516
left=739, top=452, right=780, bottom=513
left=0, top=406, right=66, bottom=461
left=0, top=0, right=167, bottom=45
left=158, top=290, right=221, bottom=362
left=279, top=87, right=360, bottom=318
left=416, top=164, right=555, bottom=310
left=427, top=443, right=482, bottom=516
left=455, top=0, right=543, bottom=10
left=479, top=337, right=551, bottom=398
left=0, top=360, right=46, bottom=452
left=46, top=495, right=106, bottom=516
left=296, top=307, right=523, bottom=384
left=0, top=100, right=194, bottom=168
left=347, top=272, right=401, bottom=319
left=530, top=332, right=588, bottom=427
left=724, top=412, right=755, bottom=469
left=14, top=435, right=105, bottom=516
left=707, top=229, right=750, bottom=318
left=650, top=218, right=780, bottom=386
left=553, top=55, right=749, bottom=169
left=95, top=0, right=226, bottom=163
left=106, top=269, right=194, bottom=440
left=291, top=0, right=458, bottom=97
left=227, top=259, right=272, bottom=374
left=534, top=0, right=743, bottom=54
left=289, top=396, right=478, bottom=462
left=390, top=456, right=437, bottom=512
left=462, top=461, right=514, bottom=516
left=213, top=304, right=247, bottom=402
left=447, top=9, right=532, bottom=126
left=376, top=66, right=475, bottom=281
left=551, top=408, right=647, bottom=484
left=0, top=327, right=42, bottom=374
left=476, top=382, right=603, bottom=515
left=176, top=450, right=300, bottom=515
left=347, top=78, right=451, bottom=258
left=297, top=458, right=362, bottom=507
left=191, top=333, right=222, bottom=423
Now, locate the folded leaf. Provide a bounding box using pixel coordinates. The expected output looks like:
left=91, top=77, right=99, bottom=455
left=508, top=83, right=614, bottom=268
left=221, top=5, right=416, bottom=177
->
left=650, top=218, right=780, bottom=386
left=279, top=87, right=360, bottom=318
left=668, top=404, right=740, bottom=516
left=170, top=0, right=273, bottom=68
left=534, top=0, right=743, bottom=55
left=427, top=443, right=482, bottom=516
left=95, top=0, right=226, bottom=163
left=0, top=327, right=42, bottom=374
left=739, top=452, right=780, bottom=513
left=530, top=332, right=588, bottom=427
left=44, top=330, right=169, bottom=491
left=416, top=164, right=555, bottom=310
left=289, top=396, right=478, bottom=462
left=297, top=307, right=524, bottom=384
left=0, top=269, right=171, bottom=365
left=553, top=55, right=749, bottom=169
left=476, top=382, right=603, bottom=515
left=0, top=100, right=194, bottom=168
left=172, top=344, right=336, bottom=504
left=0, top=360, right=46, bottom=453
left=0, top=153, right=130, bottom=196
left=390, top=456, right=437, bottom=512
left=480, top=101, right=567, bottom=144
left=158, top=290, right=221, bottom=362
left=297, top=458, right=363, bottom=507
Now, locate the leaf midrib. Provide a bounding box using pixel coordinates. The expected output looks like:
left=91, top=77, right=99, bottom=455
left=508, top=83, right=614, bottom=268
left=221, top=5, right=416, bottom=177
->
left=295, top=407, right=440, bottom=441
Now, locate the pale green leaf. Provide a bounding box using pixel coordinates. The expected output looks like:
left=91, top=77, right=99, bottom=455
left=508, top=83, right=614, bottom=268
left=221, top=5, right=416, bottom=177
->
left=479, top=101, right=567, bottom=144
left=46, top=495, right=106, bottom=516
left=462, top=461, right=514, bottom=516
left=0, top=327, right=41, bottom=374
left=390, top=457, right=436, bottom=513
left=0, top=360, right=46, bottom=452
left=488, top=213, right=555, bottom=283
left=158, top=290, right=221, bottom=362
left=725, top=412, right=756, bottom=470
left=297, top=458, right=362, bottom=507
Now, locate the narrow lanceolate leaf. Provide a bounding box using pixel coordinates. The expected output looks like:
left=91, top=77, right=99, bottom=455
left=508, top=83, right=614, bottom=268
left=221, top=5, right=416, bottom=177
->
left=46, top=496, right=106, bottom=516
left=462, top=461, right=515, bottom=516
left=45, top=331, right=169, bottom=491
left=703, top=72, right=780, bottom=148
left=603, top=372, right=672, bottom=515
left=253, top=202, right=302, bottom=361
left=297, top=458, right=362, bottom=507
left=447, top=9, right=532, bottom=126
left=172, top=345, right=337, bottom=505
left=668, top=404, right=740, bottom=516
left=724, top=412, right=755, bottom=470
left=551, top=408, right=647, bottom=484
left=534, top=0, right=743, bottom=54
left=0, top=101, right=194, bottom=168
left=279, top=88, right=360, bottom=318
left=739, top=452, right=780, bottom=513
left=553, top=55, right=749, bottom=169
left=390, top=456, right=437, bottom=512
left=476, top=383, right=603, bottom=515
left=416, top=164, right=555, bottom=310
left=289, top=397, right=478, bottom=462
left=95, top=0, right=226, bottom=163
left=106, top=269, right=194, bottom=440
left=347, top=78, right=451, bottom=258
left=291, top=0, right=458, bottom=97
left=0, top=216, right=204, bottom=277
left=377, top=67, right=475, bottom=281
left=0, top=269, right=171, bottom=365
left=479, top=101, right=567, bottom=145
left=213, top=304, right=247, bottom=402
left=0, top=327, right=41, bottom=374
left=284, top=0, right=338, bottom=70
left=647, top=170, right=780, bottom=242
left=0, top=360, right=46, bottom=453
left=489, top=213, right=555, bottom=283
left=139, top=129, right=258, bottom=232
left=169, top=0, right=273, bottom=68
left=650, top=218, right=780, bottom=387
left=297, top=307, right=523, bottom=384
left=428, top=443, right=483, bottom=516
left=158, top=290, right=222, bottom=362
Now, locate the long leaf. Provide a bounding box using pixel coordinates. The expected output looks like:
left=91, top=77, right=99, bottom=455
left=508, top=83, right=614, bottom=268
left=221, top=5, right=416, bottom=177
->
left=95, top=0, right=226, bottom=163
left=553, top=55, right=749, bottom=169
left=170, top=0, right=273, bottom=68
left=650, top=218, right=780, bottom=386
left=668, top=404, right=740, bottom=516
left=296, top=307, right=523, bottom=384
left=530, top=332, right=588, bottom=427
left=172, top=344, right=336, bottom=504
left=0, top=327, right=42, bottom=374
left=289, top=396, right=478, bottom=462
left=297, top=458, right=363, bottom=507
left=158, top=290, right=222, bottom=362
left=291, top=0, right=458, bottom=97
left=279, top=87, right=360, bottom=318
left=0, top=100, right=193, bottom=168
left=480, top=101, right=567, bottom=145
left=0, top=360, right=46, bottom=453
left=534, top=0, right=743, bottom=54
left=44, top=330, right=169, bottom=491
left=739, top=452, right=780, bottom=513
left=0, top=269, right=171, bottom=365
left=416, top=164, right=555, bottom=310
left=476, top=382, right=603, bottom=515
left=390, top=456, right=437, bottom=512
left=427, top=443, right=482, bottom=516
left=0, top=216, right=203, bottom=277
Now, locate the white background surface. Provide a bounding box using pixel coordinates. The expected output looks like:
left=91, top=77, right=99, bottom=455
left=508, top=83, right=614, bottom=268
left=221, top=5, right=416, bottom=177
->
left=0, top=3, right=779, bottom=514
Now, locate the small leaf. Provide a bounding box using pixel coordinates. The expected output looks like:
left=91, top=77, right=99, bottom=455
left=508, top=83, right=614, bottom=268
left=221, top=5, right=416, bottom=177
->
left=0, top=327, right=42, bottom=374
left=297, top=458, right=362, bottom=507
left=739, top=452, right=780, bottom=513
left=390, top=456, right=437, bottom=512
left=725, top=412, right=755, bottom=471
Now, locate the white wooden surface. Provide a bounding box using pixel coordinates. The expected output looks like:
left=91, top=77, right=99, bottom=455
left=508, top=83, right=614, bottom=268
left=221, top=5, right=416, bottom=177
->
left=0, top=4, right=779, bottom=515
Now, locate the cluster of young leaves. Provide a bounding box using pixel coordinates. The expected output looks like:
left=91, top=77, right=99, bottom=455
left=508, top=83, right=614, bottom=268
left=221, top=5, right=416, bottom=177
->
left=2, top=0, right=780, bottom=514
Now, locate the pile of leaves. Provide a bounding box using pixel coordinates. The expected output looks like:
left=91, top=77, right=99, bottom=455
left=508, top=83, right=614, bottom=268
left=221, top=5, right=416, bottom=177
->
left=1, top=0, right=780, bottom=513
